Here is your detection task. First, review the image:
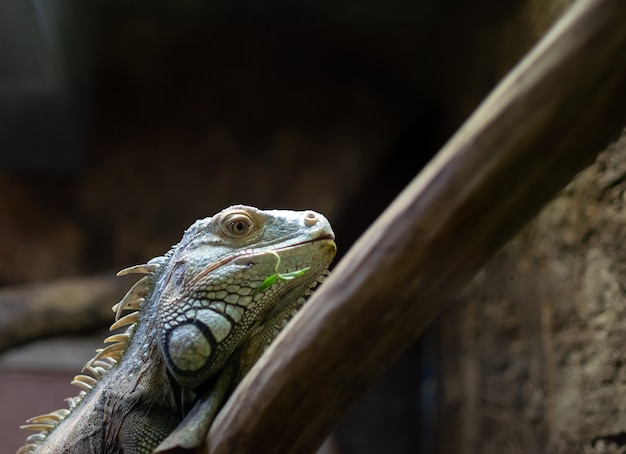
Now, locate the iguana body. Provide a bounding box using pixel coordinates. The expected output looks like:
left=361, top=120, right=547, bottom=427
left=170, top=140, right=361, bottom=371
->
left=18, top=205, right=336, bottom=453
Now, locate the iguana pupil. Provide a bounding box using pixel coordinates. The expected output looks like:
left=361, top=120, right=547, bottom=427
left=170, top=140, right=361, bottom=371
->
left=17, top=205, right=336, bottom=454
left=232, top=221, right=246, bottom=233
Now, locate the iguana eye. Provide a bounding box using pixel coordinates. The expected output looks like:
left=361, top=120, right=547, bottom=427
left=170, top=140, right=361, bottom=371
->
left=222, top=213, right=254, bottom=238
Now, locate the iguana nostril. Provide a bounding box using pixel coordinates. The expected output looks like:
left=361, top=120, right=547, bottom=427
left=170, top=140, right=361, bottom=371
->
left=304, top=211, right=318, bottom=227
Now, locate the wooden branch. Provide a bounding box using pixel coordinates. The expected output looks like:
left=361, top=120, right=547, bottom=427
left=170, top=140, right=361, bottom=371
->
left=0, top=274, right=129, bottom=353
left=205, top=0, right=626, bottom=452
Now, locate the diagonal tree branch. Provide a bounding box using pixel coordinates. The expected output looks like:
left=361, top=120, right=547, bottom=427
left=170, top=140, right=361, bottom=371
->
left=205, top=0, right=626, bottom=452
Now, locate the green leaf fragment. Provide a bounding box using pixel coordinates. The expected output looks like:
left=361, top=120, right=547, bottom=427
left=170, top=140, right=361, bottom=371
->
left=276, top=267, right=310, bottom=281
left=253, top=266, right=310, bottom=295
left=255, top=274, right=278, bottom=294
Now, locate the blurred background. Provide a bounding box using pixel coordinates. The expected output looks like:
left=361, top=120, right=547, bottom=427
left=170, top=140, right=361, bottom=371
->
left=1, top=0, right=605, bottom=453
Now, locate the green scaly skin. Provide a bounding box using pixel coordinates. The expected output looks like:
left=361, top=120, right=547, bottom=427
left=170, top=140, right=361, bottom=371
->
left=18, top=205, right=336, bottom=454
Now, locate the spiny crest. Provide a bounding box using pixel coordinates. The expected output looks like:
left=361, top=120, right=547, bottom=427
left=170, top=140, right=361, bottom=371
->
left=17, top=261, right=161, bottom=454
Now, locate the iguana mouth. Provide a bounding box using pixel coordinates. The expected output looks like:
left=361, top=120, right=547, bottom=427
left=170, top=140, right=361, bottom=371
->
left=188, top=234, right=335, bottom=288
left=272, top=233, right=335, bottom=251
left=266, top=230, right=336, bottom=254
left=300, top=233, right=335, bottom=244
left=236, top=236, right=336, bottom=275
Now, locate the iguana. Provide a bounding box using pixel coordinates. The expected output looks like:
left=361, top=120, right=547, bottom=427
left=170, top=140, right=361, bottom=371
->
left=18, top=205, right=336, bottom=454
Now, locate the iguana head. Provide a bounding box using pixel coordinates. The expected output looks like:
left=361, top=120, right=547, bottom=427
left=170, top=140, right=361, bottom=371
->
left=150, top=204, right=336, bottom=388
